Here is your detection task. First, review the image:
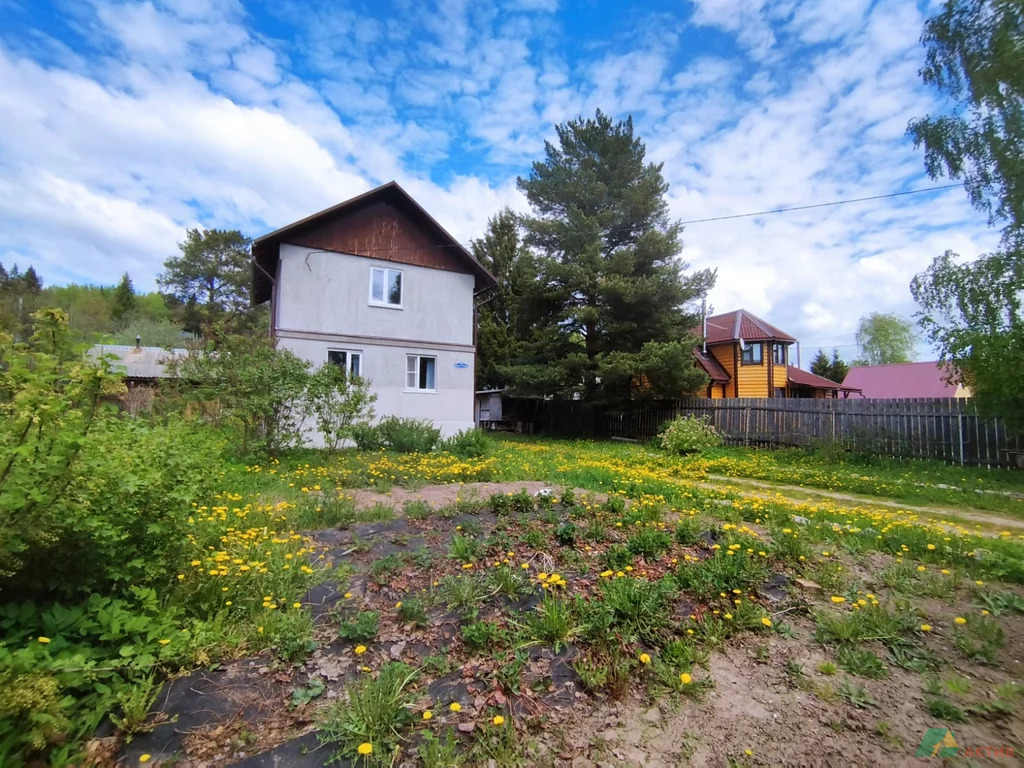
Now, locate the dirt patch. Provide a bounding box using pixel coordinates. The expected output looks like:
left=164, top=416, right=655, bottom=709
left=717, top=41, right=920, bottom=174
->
left=346, top=480, right=571, bottom=511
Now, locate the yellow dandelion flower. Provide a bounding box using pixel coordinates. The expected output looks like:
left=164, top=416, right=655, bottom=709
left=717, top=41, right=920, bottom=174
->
left=761, top=617, right=772, bottom=627
left=639, top=653, right=651, bottom=664
left=355, top=645, right=367, bottom=655
left=37, top=637, right=51, bottom=644
left=920, top=624, right=932, bottom=632
left=679, top=672, right=692, bottom=685
left=830, top=596, right=846, bottom=603
left=492, top=715, right=505, bottom=725
left=954, top=617, right=966, bottom=625
left=357, top=742, right=373, bottom=755
left=423, top=710, right=433, bottom=720
left=449, top=702, right=462, bottom=712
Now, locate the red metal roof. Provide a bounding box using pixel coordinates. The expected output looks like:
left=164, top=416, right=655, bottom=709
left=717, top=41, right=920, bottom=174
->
left=841, top=362, right=961, bottom=399
left=702, top=309, right=796, bottom=345
left=693, top=348, right=730, bottom=383
left=787, top=365, right=857, bottom=391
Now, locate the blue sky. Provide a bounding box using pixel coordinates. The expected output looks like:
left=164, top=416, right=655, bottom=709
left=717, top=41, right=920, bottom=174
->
left=0, top=0, right=999, bottom=360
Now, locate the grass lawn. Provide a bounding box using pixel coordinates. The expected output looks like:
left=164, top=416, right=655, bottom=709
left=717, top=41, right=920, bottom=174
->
left=11, top=435, right=1024, bottom=766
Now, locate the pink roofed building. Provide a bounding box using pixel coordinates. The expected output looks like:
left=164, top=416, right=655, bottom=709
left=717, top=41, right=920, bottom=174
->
left=841, top=362, right=971, bottom=399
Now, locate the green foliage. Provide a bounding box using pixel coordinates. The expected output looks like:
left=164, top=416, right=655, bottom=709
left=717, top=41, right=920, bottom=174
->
left=924, top=697, right=967, bottom=722
left=461, top=619, right=503, bottom=650
left=602, top=544, right=633, bottom=571
left=837, top=678, right=877, bottom=709
left=836, top=647, right=888, bottom=679
left=554, top=522, right=578, bottom=547
left=449, top=534, right=482, bottom=563
left=173, top=334, right=310, bottom=457
left=357, top=416, right=441, bottom=453
left=397, top=597, right=428, bottom=627
left=658, top=415, right=723, bottom=455
left=853, top=313, right=916, bottom=366
left=419, top=727, right=465, bottom=768
left=107, top=317, right=188, bottom=348
left=912, top=249, right=1023, bottom=431
left=674, top=551, right=768, bottom=601
left=590, top=576, right=675, bottom=645
left=440, top=428, right=491, bottom=458
left=627, top=527, right=672, bottom=560
left=0, top=589, right=182, bottom=762
left=305, top=364, right=377, bottom=452
left=439, top=574, right=491, bottom=611
left=810, top=348, right=849, bottom=384
left=403, top=499, right=433, bottom=520
left=908, top=0, right=1024, bottom=238
left=318, top=662, right=418, bottom=762
left=508, top=110, right=715, bottom=402
left=158, top=228, right=254, bottom=333
left=1, top=312, right=222, bottom=599
left=337, top=611, right=380, bottom=643
left=110, top=273, right=137, bottom=326
left=525, top=594, right=579, bottom=650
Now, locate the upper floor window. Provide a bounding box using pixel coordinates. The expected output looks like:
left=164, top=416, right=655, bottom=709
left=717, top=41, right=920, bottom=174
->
left=370, top=267, right=402, bottom=307
left=740, top=342, right=763, bottom=365
left=328, top=349, right=362, bottom=377
left=773, top=343, right=787, bottom=365
left=406, top=354, right=436, bottom=391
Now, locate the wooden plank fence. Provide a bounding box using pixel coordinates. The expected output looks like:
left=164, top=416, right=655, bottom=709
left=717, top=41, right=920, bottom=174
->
left=603, top=398, right=1024, bottom=468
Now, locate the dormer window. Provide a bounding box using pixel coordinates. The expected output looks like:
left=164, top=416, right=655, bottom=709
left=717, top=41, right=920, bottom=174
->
left=370, top=267, right=403, bottom=307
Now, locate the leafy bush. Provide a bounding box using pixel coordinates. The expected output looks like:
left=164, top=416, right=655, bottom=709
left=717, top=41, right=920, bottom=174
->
left=439, top=428, right=491, bottom=458
left=304, top=364, right=376, bottom=452
left=171, top=334, right=311, bottom=457
left=354, top=416, right=442, bottom=453
left=352, top=422, right=386, bottom=451
left=658, top=415, right=723, bottom=455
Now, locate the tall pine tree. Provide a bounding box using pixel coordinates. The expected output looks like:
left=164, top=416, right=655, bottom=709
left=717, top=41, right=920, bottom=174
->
left=470, top=209, right=534, bottom=390
left=510, top=111, right=715, bottom=403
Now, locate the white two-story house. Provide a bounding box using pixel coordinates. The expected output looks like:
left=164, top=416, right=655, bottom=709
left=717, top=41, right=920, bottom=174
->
left=252, top=182, right=496, bottom=441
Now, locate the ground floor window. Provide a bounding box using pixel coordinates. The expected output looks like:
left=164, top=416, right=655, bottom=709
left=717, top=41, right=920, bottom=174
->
left=328, top=349, right=362, bottom=377
left=406, top=354, right=436, bottom=391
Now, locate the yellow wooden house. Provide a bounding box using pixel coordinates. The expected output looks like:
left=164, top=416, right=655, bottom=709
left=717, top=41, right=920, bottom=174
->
left=692, top=309, right=856, bottom=399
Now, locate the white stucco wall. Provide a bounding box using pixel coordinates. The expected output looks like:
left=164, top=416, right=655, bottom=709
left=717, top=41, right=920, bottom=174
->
left=273, top=245, right=478, bottom=444
left=275, top=244, right=475, bottom=346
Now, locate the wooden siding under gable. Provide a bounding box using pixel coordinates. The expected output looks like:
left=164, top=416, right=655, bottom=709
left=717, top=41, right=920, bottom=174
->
left=288, top=200, right=473, bottom=276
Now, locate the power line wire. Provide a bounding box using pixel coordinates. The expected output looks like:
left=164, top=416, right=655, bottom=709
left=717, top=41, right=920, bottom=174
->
left=676, top=182, right=965, bottom=225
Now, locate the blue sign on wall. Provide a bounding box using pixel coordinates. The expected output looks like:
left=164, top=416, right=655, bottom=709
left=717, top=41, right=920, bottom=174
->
left=454, top=362, right=470, bottom=369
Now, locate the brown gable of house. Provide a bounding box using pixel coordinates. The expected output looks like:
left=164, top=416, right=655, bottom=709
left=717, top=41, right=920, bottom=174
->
left=252, top=181, right=496, bottom=304
left=290, top=200, right=472, bottom=277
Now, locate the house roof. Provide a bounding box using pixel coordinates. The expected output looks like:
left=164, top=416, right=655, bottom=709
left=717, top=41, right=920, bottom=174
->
left=702, top=309, right=796, bottom=345
left=841, top=362, right=961, bottom=399
left=787, top=365, right=859, bottom=391
left=693, top=348, right=731, bottom=383
left=87, top=345, right=188, bottom=379
left=252, top=181, right=496, bottom=304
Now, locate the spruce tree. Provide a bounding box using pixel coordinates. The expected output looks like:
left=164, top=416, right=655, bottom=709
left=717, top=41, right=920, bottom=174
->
left=111, top=272, right=137, bottom=325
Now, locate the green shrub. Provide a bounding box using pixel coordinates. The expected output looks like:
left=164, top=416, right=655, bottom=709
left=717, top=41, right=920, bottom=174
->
left=440, top=428, right=491, bottom=458
left=658, top=415, right=723, bottom=455
left=304, top=364, right=377, bottom=452
left=378, top=416, right=441, bottom=453
left=352, top=422, right=386, bottom=451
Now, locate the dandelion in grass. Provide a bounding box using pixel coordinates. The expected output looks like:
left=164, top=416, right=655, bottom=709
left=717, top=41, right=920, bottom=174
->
left=639, top=653, right=651, bottom=665
left=680, top=672, right=692, bottom=685
left=423, top=710, right=433, bottom=720
left=954, top=617, right=966, bottom=625
left=830, top=596, right=846, bottom=603
left=355, top=645, right=368, bottom=655
left=37, top=637, right=51, bottom=644
left=493, top=715, right=505, bottom=725
left=450, top=702, right=462, bottom=712
left=357, top=742, right=373, bottom=755
left=761, top=617, right=773, bottom=628
left=920, top=624, right=932, bottom=632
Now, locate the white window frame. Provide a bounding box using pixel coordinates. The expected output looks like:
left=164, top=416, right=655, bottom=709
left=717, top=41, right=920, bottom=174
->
left=405, top=354, right=436, bottom=392
left=369, top=266, right=403, bottom=309
left=327, top=349, right=363, bottom=377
